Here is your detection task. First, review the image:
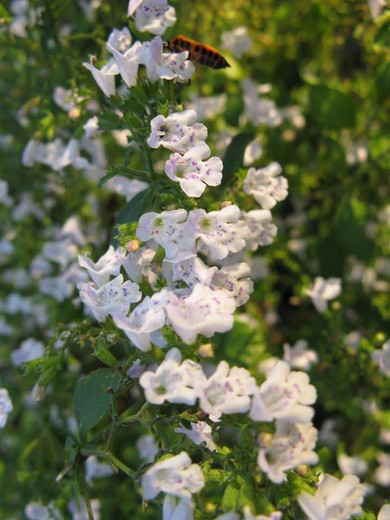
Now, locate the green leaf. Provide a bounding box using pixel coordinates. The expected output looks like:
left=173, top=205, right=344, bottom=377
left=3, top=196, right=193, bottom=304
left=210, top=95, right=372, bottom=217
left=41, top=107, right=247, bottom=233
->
left=376, top=63, right=390, bottom=102
left=91, top=336, right=119, bottom=368
left=221, top=482, right=240, bottom=510
left=110, top=187, right=155, bottom=246
left=222, top=131, right=256, bottom=185
left=308, top=84, right=356, bottom=130
left=74, top=368, right=120, bottom=435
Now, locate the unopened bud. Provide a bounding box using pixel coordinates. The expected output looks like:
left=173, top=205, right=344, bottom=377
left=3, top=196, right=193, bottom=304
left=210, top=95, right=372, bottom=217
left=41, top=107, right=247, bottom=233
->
left=199, top=343, right=214, bottom=358
left=220, top=200, right=232, bottom=209
left=258, top=432, right=273, bottom=448
left=127, top=239, right=140, bottom=253
left=68, top=107, right=81, bottom=120
left=296, top=464, right=309, bottom=476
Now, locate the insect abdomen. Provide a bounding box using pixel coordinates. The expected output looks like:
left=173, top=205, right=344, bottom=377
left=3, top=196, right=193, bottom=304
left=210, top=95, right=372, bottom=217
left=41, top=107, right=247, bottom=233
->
left=167, top=35, right=230, bottom=70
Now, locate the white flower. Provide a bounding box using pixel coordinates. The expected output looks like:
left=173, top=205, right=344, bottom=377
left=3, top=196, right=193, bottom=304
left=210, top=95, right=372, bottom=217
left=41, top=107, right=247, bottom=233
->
left=139, top=348, right=203, bottom=405
left=128, top=0, right=176, bottom=36
left=372, top=339, right=390, bottom=376
left=68, top=498, right=101, bottom=520
left=189, top=205, right=249, bottom=260
left=83, top=116, right=99, bottom=139
left=78, top=246, right=124, bottom=287
left=11, top=338, right=44, bottom=366
left=187, top=93, right=227, bottom=121
left=243, top=138, right=263, bottom=166
left=82, top=56, right=118, bottom=97
left=137, top=434, right=158, bottom=462
left=368, top=0, right=386, bottom=19
left=305, top=277, right=342, bottom=313
left=120, top=244, right=159, bottom=285
left=241, top=210, right=277, bottom=250
left=163, top=495, right=194, bottom=520
left=42, top=239, right=78, bottom=268
left=113, top=290, right=168, bottom=351
left=85, top=456, right=115, bottom=483
left=221, top=27, right=252, bottom=58
left=297, top=473, right=365, bottom=520
left=106, top=28, right=143, bottom=87
left=258, top=421, right=318, bottom=484
left=244, top=162, right=288, bottom=210
left=25, top=502, right=62, bottom=520
left=136, top=209, right=196, bottom=262
left=344, top=330, right=362, bottom=351
left=175, top=421, right=217, bottom=451
left=195, top=361, right=256, bottom=421
left=79, top=275, right=142, bottom=322
left=0, top=180, right=12, bottom=206
left=243, top=505, right=282, bottom=520
left=143, top=36, right=195, bottom=83
left=147, top=110, right=207, bottom=154
left=250, top=361, right=317, bottom=424
left=282, top=339, right=318, bottom=371
left=212, top=262, right=254, bottom=306
left=375, top=452, right=390, bottom=487
left=165, top=284, right=236, bottom=345
left=165, top=142, right=223, bottom=197
left=141, top=451, right=204, bottom=499
left=0, top=388, right=12, bottom=428
left=163, top=256, right=217, bottom=290
left=337, top=454, right=368, bottom=477
left=242, top=79, right=282, bottom=127
left=378, top=504, right=390, bottom=520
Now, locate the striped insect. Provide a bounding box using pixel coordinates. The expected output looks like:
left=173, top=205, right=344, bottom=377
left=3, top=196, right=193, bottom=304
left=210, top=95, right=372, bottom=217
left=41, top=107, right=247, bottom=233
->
left=167, top=35, right=230, bottom=70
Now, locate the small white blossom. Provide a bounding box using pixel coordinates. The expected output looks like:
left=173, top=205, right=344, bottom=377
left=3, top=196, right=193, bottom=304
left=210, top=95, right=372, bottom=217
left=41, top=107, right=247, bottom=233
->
left=42, top=239, right=78, bottom=268
left=368, top=0, right=386, bottom=19
left=78, top=246, right=124, bottom=287
left=68, top=498, right=101, bottom=520
left=0, top=180, right=12, bottom=206
left=242, top=79, right=283, bottom=127
left=283, top=339, right=318, bottom=371
left=258, top=421, right=318, bottom=484
left=175, top=421, right=216, bottom=451
left=165, top=142, right=223, bottom=197
left=195, top=361, right=256, bottom=421
left=187, top=94, right=227, bottom=121
left=85, top=456, right=115, bottom=483
left=163, top=495, right=194, bottom=520
left=106, top=27, right=143, bottom=88
left=375, top=452, right=390, bottom=487
left=212, top=262, right=254, bottom=306
left=141, top=451, right=204, bottom=499
left=372, top=339, right=390, bottom=376
left=137, top=434, right=158, bottom=462
left=165, top=284, right=236, bottom=345
left=0, top=388, right=12, bottom=428
left=79, top=275, right=142, bottom=322
left=243, top=505, right=282, bottom=520
left=143, top=36, right=195, bottom=83
left=244, top=162, right=288, bottom=210
left=136, top=209, right=196, bottom=262
left=305, top=277, right=342, bottom=313
left=11, top=338, right=44, bottom=366
left=241, top=210, right=277, bottom=250
left=378, top=504, right=390, bottom=520
left=221, top=27, right=252, bottom=58
left=128, top=0, right=176, bottom=35
left=139, top=348, right=203, bottom=405
left=83, top=116, right=99, bottom=139
left=113, top=289, right=168, bottom=351
left=344, top=330, right=362, bottom=351
left=189, top=205, right=249, bottom=260
left=163, top=256, right=217, bottom=290
left=250, top=360, right=317, bottom=423
left=243, top=138, right=263, bottom=166
left=83, top=56, right=118, bottom=97
left=25, top=502, right=62, bottom=520
left=147, top=110, right=207, bottom=154
left=337, top=454, right=368, bottom=477
left=297, top=473, right=365, bottom=520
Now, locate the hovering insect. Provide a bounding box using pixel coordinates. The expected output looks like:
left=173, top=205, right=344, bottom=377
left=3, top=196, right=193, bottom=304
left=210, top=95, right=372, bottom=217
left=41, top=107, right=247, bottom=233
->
left=167, top=35, right=230, bottom=70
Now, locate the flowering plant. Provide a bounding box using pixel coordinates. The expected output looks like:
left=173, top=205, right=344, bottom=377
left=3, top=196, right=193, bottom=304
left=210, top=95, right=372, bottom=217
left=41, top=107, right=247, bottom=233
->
left=0, top=0, right=389, bottom=519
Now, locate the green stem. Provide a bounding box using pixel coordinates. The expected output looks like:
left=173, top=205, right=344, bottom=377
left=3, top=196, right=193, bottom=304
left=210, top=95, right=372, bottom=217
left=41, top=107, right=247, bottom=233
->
left=105, top=450, right=135, bottom=478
